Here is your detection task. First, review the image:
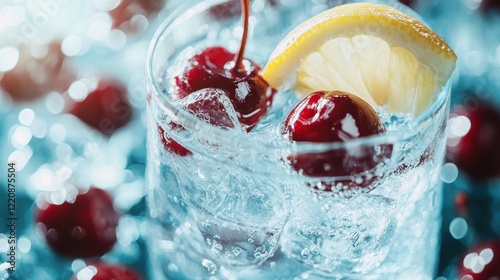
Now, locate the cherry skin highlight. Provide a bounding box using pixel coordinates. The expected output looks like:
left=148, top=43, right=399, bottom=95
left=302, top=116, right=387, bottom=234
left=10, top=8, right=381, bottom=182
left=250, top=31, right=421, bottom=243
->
left=35, top=187, right=119, bottom=259
left=174, top=46, right=275, bottom=131
left=282, top=90, right=389, bottom=190
left=69, top=79, right=133, bottom=136
left=72, top=262, right=143, bottom=280
left=458, top=241, right=500, bottom=279
left=446, top=101, right=500, bottom=180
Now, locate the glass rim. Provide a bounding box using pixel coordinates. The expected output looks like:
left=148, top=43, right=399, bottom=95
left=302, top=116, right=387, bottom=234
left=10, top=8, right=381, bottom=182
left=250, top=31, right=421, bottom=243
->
left=146, top=0, right=452, bottom=152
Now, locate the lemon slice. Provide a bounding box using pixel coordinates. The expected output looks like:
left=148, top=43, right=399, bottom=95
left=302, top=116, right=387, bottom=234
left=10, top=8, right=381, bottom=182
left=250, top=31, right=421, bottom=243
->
left=263, top=2, right=457, bottom=115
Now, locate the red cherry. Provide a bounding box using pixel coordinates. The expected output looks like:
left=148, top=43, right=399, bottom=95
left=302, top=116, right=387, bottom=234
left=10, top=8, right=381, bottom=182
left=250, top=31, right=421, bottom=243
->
left=398, top=0, right=416, bottom=7
left=157, top=124, right=192, bottom=156
left=109, top=0, right=166, bottom=33
left=36, top=188, right=119, bottom=259
left=282, top=91, right=389, bottom=190
left=69, top=79, right=133, bottom=136
left=455, top=191, right=469, bottom=217
left=446, top=101, right=500, bottom=180
left=209, top=0, right=278, bottom=20
left=480, top=0, right=500, bottom=12
left=209, top=0, right=241, bottom=19
left=0, top=41, right=74, bottom=102
left=173, top=46, right=274, bottom=131
left=72, top=262, right=142, bottom=280
left=458, top=241, right=500, bottom=279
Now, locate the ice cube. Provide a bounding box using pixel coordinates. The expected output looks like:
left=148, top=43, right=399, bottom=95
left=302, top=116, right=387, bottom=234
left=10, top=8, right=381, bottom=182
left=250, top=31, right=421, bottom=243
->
left=181, top=173, right=289, bottom=267
left=178, top=88, right=243, bottom=130
left=281, top=194, right=396, bottom=274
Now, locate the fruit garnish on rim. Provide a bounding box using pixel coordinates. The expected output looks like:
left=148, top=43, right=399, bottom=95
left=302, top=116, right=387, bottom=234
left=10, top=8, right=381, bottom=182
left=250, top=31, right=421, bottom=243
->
left=263, top=2, right=457, bottom=116
left=271, top=2, right=457, bottom=191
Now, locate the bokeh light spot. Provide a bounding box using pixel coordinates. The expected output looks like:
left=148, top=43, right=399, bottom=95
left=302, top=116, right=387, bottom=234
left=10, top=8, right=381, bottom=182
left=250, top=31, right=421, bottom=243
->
left=18, top=236, right=31, bottom=254
left=107, top=29, right=126, bottom=50
left=441, top=163, right=459, bottom=183
left=449, top=217, right=468, bottom=239
left=0, top=46, right=20, bottom=72
left=19, top=108, right=35, bottom=126
left=49, top=123, right=67, bottom=143
left=62, top=35, right=82, bottom=56
left=93, top=0, right=122, bottom=12
left=0, top=6, right=26, bottom=29
left=11, top=126, right=32, bottom=147
left=449, top=115, right=471, bottom=138
left=46, top=92, right=65, bottom=114
left=68, top=80, right=89, bottom=101
left=87, top=13, right=112, bottom=41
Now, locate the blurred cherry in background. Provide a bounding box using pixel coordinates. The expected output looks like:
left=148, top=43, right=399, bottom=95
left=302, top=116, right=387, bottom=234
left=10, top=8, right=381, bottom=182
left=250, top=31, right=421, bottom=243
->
left=0, top=41, right=75, bottom=102
left=35, top=187, right=120, bottom=259
left=68, top=78, right=133, bottom=136
left=71, top=262, right=143, bottom=280
left=458, top=241, right=500, bottom=279
left=447, top=99, right=500, bottom=180
left=109, top=0, right=166, bottom=33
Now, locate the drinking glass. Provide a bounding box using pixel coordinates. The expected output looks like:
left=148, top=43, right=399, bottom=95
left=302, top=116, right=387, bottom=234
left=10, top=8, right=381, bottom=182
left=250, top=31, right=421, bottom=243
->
left=145, top=0, right=451, bottom=278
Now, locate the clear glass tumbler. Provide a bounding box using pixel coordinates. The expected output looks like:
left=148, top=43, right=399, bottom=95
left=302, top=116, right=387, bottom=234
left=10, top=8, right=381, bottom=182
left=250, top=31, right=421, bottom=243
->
left=146, top=0, right=451, bottom=279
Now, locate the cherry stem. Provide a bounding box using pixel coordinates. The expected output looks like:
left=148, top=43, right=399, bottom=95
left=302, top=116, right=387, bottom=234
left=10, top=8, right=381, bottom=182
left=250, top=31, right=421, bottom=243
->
left=234, top=0, right=250, bottom=72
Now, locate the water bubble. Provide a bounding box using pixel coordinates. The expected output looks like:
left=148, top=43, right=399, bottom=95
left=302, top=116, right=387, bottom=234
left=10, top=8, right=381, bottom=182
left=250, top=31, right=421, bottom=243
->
left=202, top=259, right=217, bottom=275
left=254, top=246, right=268, bottom=258
left=232, top=246, right=243, bottom=256
left=300, top=248, right=310, bottom=257
left=213, top=242, right=223, bottom=251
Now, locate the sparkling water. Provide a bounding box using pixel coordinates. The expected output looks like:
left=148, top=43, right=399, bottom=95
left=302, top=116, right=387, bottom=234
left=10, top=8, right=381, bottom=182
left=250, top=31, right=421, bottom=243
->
left=146, top=0, right=450, bottom=279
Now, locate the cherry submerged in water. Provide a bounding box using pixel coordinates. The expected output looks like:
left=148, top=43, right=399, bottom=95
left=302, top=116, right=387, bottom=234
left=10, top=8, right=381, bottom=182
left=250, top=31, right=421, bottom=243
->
left=282, top=90, right=390, bottom=191
left=173, top=46, right=275, bottom=132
